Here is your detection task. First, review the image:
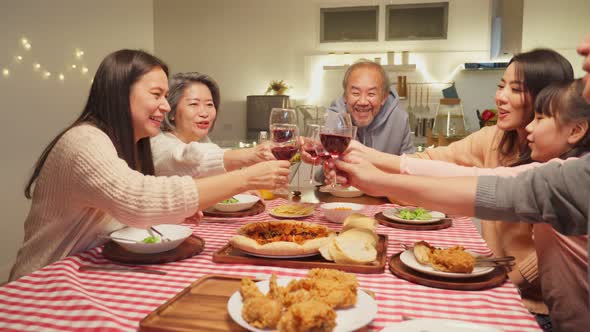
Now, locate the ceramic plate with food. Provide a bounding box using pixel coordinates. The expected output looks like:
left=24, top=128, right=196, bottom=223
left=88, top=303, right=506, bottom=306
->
left=268, top=204, right=315, bottom=218
left=382, top=207, right=445, bottom=224
left=400, top=249, right=494, bottom=278
left=227, top=272, right=378, bottom=332
left=230, top=220, right=335, bottom=256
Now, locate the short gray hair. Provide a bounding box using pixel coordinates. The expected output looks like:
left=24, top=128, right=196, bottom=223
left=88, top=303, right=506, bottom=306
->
left=161, top=72, right=221, bottom=132
left=342, top=59, right=390, bottom=96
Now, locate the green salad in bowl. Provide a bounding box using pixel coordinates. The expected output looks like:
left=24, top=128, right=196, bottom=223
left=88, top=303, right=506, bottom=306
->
left=142, top=236, right=161, bottom=244
left=221, top=197, right=239, bottom=204
left=398, top=208, right=433, bottom=220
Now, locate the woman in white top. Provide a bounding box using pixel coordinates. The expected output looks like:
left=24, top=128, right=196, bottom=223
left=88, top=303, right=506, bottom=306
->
left=151, top=72, right=274, bottom=177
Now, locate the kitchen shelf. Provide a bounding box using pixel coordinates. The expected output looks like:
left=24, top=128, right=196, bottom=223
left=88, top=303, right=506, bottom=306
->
left=323, top=64, right=416, bottom=72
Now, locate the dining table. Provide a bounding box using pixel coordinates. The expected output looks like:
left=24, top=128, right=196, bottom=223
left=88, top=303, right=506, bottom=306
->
left=0, top=188, right=542, bottom=331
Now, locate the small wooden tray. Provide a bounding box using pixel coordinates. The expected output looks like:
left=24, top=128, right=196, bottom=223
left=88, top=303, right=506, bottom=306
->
left=212, top=234, right=388, bottom=274
left=140, top=274, right=248, bottom=331
left=388, top=252, right=507, bottom=291
left=103, top=235, right=205, bottom=265
left=203, top=200, right=265, bottom=218
left=375, top=212, right=452, bottom=231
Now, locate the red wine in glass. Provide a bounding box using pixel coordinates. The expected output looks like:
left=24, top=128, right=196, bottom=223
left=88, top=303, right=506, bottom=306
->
left=320, top=133, right=351, bottom=158
left=305, top=149, right=318, bottom=160
left=272, top=127, right=295, bottom=143
left=271, top=145, right=298, bottom=160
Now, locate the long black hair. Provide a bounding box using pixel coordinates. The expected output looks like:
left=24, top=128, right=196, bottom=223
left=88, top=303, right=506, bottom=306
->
left=24, top=49, right=169, bottom=198
left=497, top=49, right=574, bottom=165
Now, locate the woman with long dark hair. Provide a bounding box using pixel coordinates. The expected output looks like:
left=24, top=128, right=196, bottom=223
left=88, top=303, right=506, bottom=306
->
left=11, top=50, right=290, bottom=280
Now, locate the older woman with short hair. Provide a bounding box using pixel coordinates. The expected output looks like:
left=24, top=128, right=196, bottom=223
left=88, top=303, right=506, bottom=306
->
left=151, top=72, right=274, bottom=177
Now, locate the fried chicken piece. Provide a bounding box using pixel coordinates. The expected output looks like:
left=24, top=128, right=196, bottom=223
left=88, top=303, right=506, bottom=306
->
left=413, top=241, right=434, bottom=265
left=307, top=268, right=358, bottom=289
left=430, top=246, right=475, bottom=273
left=242, top=296, right=282, bottom=329
left=267, top=273, right=283, bottom=302
left=240, top=278, right=263, bottom=300
left=282, top=274, right=356, bottom=309
left=277, top=300, right=336, bottom=332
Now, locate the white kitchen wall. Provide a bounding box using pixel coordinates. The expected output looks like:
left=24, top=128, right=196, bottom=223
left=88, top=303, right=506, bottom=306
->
left=0, top=0, right=154, bottom=282
left=522, top=0, right=590, bottom=77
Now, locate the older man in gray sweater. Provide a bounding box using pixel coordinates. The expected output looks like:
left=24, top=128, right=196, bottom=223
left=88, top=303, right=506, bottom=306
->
left=313, top=60, right=414, bottom=182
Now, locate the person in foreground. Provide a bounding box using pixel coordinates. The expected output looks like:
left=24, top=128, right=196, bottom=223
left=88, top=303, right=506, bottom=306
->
left=151, top=72, right=275, bottom=177
left=10, top=50, right=290, bottom=281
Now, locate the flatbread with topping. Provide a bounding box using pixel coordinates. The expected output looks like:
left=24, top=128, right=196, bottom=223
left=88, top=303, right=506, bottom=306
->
left=231, top=221, right=336, bottom=256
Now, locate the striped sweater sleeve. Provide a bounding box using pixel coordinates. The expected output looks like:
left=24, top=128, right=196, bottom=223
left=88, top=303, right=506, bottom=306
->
left=63, top=126, right=200, bottom=228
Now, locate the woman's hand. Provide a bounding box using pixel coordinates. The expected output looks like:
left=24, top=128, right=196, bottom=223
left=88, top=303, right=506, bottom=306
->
left=184, top=210, right=203, bottom=225
left=251, top=142, right=275, bottom=163
left=333, top=155, right=389, bottom=197
left=241, top=160, right=291, bottom=190
left=299, top=137, right=323, bottom=165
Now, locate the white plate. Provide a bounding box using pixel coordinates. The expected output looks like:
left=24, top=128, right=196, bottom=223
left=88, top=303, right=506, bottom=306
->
left=381, top=319, right=502, bottom=332
left=320, top=185, right=364, bottom=198
left=238, top=250, right=320, bottom=259
left=382, top=207, right=445, bottom=224
left=227, top=278, right=378, bottom=332
left=268, top=207, right=314, bottom=219
left=400, top=250, right=494, bottom=278
left=214, top=194, right=260, bottom=212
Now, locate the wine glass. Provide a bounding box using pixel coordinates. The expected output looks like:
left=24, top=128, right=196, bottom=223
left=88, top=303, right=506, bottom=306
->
left=302, top=124, right=325, bottom=184
left=269, top=108, right=299, bottom=196
left=320, top=112, right=354, bottom=189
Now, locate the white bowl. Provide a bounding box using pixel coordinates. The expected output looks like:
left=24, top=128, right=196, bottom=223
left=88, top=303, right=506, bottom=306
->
left=110, top=224, right=192, bottom=254
left=320, top=202, right=364, bottom=223
left=214, top=194, right=260, bottom=212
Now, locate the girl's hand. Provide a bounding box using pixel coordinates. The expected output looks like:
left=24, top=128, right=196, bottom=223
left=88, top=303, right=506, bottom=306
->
left=334, top=155, right=389, bottom=197
left=299, top=137, right=323, bottom=165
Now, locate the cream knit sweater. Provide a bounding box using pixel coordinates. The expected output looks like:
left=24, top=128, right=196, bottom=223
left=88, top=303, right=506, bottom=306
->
left=150, top=132, right=226, bottom=177
left=10, top=125, right=200, bottom=280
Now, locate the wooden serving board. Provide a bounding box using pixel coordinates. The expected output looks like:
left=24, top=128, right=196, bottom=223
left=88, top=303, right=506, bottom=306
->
left=388, top=252, right=507, bottom=291
left=139, top=274, right=374, bottom=332
left=140, top=275, right=248, bottom=332
left=374, top=212, right=452, bottom=231
left=103, top=235, right=205, bottom=265
left=212, top=234, right=388, bottom=274
left=203, top=200, right=265, bottom=218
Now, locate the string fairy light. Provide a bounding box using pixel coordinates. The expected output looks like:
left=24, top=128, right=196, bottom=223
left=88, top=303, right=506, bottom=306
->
left=4, top=36, right=91, bottom=83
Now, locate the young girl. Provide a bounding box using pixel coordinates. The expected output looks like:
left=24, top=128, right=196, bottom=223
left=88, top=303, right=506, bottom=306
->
left=151, top=72, right=275, bottom=178
left=337, top=79, right=590, bottom=331
left=11, top=50, right=290, bottom=281
left=320, top=49, right=574, bottom=318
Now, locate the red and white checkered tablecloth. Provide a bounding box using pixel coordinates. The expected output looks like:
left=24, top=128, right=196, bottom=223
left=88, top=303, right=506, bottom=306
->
left=0, top=199, right=541, bottom=331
